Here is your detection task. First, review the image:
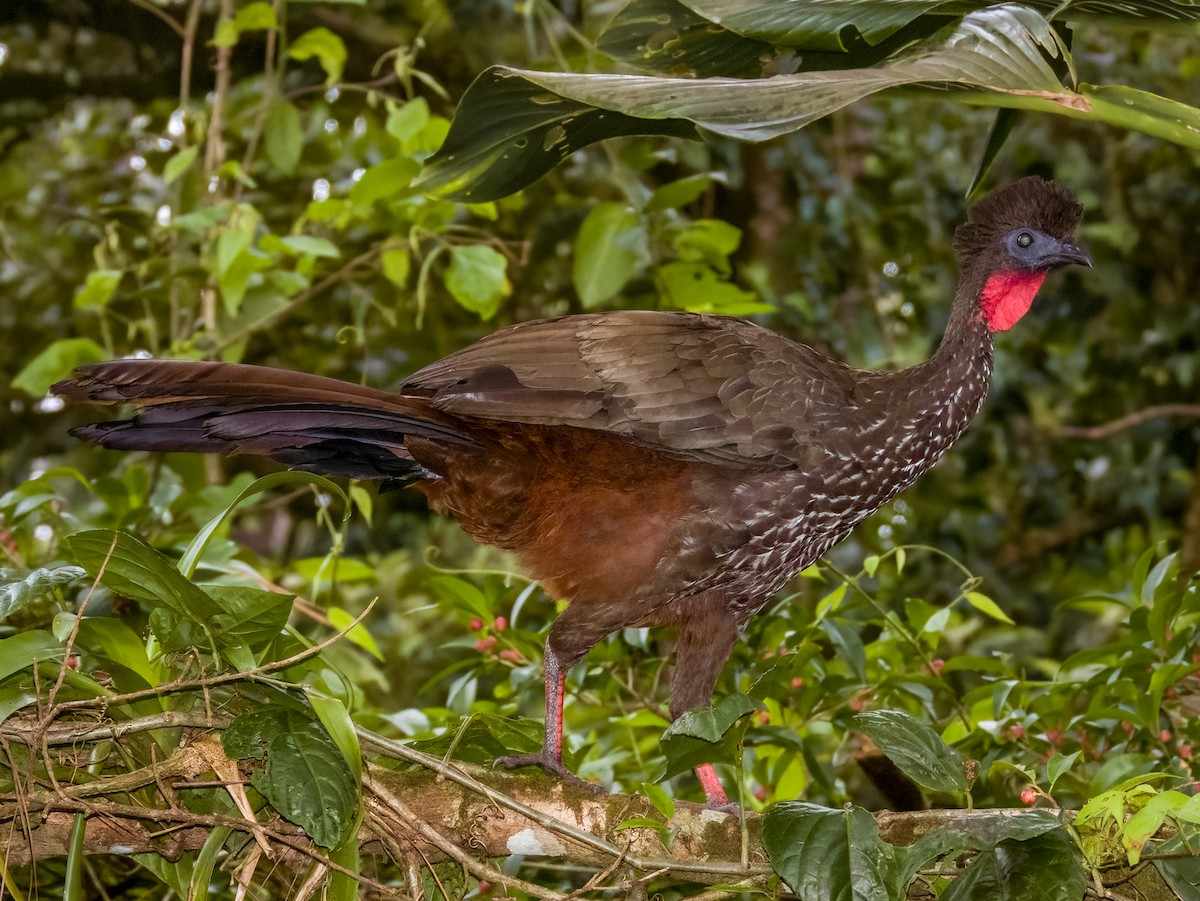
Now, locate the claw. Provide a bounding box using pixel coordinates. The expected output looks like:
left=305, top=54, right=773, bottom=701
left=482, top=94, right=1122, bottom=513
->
left=494, top=751, right=605, bottom=794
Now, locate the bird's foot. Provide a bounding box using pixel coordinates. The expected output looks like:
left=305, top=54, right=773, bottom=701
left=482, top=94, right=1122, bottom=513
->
left=494, top=751, right=605, bottom=794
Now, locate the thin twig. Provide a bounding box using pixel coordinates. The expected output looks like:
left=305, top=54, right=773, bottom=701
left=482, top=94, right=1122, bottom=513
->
left=52, top=599, right=376, bottom=715
left=1060, top=404, right=1200, bottom=440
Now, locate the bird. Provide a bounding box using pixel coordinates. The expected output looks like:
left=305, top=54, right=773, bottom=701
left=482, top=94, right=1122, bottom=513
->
left=53, top=176, right=1090, bottom=808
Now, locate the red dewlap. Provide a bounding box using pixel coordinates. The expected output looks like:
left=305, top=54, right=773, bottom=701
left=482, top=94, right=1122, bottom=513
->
left=981, top=270, right=1047, bottom=332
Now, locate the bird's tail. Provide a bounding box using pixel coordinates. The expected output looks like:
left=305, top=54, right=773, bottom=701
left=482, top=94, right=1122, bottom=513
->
left=52, top=360, right=475, bottom=484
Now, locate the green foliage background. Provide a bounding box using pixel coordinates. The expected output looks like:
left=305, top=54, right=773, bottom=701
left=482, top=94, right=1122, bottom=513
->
left=0, top=0, right=1199, bottom=897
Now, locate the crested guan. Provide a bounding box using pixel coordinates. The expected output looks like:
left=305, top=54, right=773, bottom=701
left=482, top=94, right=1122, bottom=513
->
left=53, top=176, right=1090, bottom=807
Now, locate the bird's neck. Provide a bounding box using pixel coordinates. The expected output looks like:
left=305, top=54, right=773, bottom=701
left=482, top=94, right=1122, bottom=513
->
left=866, top=269, right=996, bottom=473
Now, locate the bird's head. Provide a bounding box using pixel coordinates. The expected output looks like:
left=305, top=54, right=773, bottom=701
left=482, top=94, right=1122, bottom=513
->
left=954, top=176, right=1091, bottom=332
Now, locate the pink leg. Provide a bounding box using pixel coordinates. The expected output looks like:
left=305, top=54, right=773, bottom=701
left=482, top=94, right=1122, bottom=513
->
left=695, top=762, right=730, bottom=808
left=494, top=645, right=602, bottom=792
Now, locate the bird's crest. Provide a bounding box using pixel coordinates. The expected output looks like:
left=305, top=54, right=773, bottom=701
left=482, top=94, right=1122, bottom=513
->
left=954, top=176, right=1083, bottom=255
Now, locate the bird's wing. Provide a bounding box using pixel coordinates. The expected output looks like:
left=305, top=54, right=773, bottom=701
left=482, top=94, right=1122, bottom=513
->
left=403, top=311, right=860, bottom=468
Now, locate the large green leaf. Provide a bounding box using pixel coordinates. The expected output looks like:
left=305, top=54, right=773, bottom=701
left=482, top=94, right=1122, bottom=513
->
left=413, top=72, right=697, bottom=201
left=854, top=709, right=975, bottom=793
left=223, top=707, right=358, bottom=849
left=421, top=6, right=1066, bottom=199
left=659, top=693, right=757, bottom=779
left=940, top=830, right=1087, bottom=901
left=763, top=801, right=900, bottom=900
left=63, top=530, right=221, bottom=622
left=678, top=0, right=1198, bottom=51
left=597, top=0, right=775, bottom=77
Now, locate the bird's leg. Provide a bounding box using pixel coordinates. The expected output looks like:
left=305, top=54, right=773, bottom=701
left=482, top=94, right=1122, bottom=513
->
left=669, top=600, right=742, bottom=810
left=494, top=616, right=605, bottom=793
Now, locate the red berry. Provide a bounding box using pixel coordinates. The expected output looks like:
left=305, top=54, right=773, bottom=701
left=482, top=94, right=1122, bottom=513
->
left=1180, top=744, right=1193, bottom=760
left=849, top=698, right=865, bottom=712
left=754, top=786, right=768, bottom=801
left=790, top=677, right=805, bottom=690
left=469, top=618, right=484, bottom=631
left=930, top=659, right=945, bottom=675
left=498, top=649, right=523, bottom=663
left=1010, top=725, right=1026, bottom=740
left=1121, top=721, right=1135, bottom=734
left=1160, top=729, right=1172, bottom=743
left=478, top=881, right=492, bottom=894
left=474, top=637, right=497, bottom=653
left=494, top=616, right=508, bottom=631
left=756, top=711, right=770, bottom=725
left=1021, top=787, right=1037, bottom=806
left=1045, top=730, right=1063, bottom=747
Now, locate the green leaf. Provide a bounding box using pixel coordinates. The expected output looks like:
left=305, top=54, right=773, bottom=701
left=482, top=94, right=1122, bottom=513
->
left=328, top=606, right=383, bottom=660
left=73, top=269, right=123, bottom=311
left=234, top=1, right=276, bottom=32
left=444, top=245, right=510, bottom=318
left=57, top=615, right=162, bottom=690
left=380, top=248, right=411, bottom=287
left=572, top=203, right=648, bottom=308
left=421, top=7, right=1069, bottom=199
left=762, top=802, right=898, bottom=900
left=349, top=158, right=421, bottom=207
left=223, top=707, right=357, bottom=848
left=178, top=471, right=349, bottom=579
left=967, top=107, right=1021, bottom=198
left=599, top=0, right=773, bottom=78
left=940, top=830, right=1086, bottom=901
left=895, top=811, right=1063, bottom=892
left=0, top=631, right=63, bottom=682
left=289, top=28, right=347, bottom=87
left=278, top=235, right=341, bottom=258
left=14, top=338, right=108, bottom=396
left=853, top=709, right=975, bottom=794
left=1045, top=750, right=1080, bottom=793
left=659, top=694, right=757, bottom=779
left=409, top=714, right=542, bottom=766
left=163, top=145, right=199, bottom=185
left=415, top=68, right=696, bottom=202
left=206, top=586, right=294, bottom=651
left=387, top=97, right=431, bottom=143
left=1123, top=790, right=1190, bottom=865
left=63, top=530, right=221, bottom=622
left=965, top=591, right=1014, bottom=624
left=308, top=693, right=364, bottom=783
left=672, top=219, right=742, bottom=270
left=0, top=565, right=86, bottom=622
left=264, top=102, right=303, bottom=175
left=656, top=262, right=767, bottom=314
left=645, top=173, right=714, bottom=212
left=820, top=619, right=866, bottom=682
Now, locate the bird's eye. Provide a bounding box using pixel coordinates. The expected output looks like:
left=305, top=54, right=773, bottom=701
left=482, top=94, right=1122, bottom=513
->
left=1016, top=232, right=1034, bottom=248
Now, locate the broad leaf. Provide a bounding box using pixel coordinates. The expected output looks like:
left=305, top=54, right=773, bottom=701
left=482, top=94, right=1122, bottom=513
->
left=444, top=245, right=509, bottom=318
left=597, top=0, right=774, bottom=77
left=0, top=565, right=86, bottom=622
left=573, top=203, right=648, bottom=308
left=854, top=709, right=975, bottom=793
left=264, top=102, right=303, bottom=175
left=223, top=707, right=357, bottom=848
left=763, top=801, right=899, bottom=900
left=14, top=338, right=108, bottom=397
left=421, top=6, right=1067, bottom=199
left=679, top=0, right=1198, bottom=51
left=64, top=530, right=221, bottom=622
left=659, top=694, right=757, bottom=779
left=940, top=830, right=1086, bottom=901
left=894, top=810, right=1062, bottom=890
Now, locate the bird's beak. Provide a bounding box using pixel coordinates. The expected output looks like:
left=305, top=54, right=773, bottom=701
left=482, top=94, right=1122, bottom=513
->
left=1040, top=239, right=1093, bottom=269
